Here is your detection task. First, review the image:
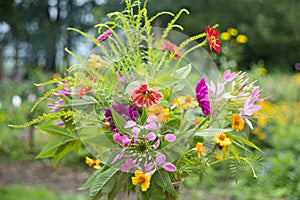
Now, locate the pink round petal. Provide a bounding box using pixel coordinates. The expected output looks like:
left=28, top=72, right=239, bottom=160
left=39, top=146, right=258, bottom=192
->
left=145, top=121, right=157, bottom=131
left=124, top=120, right=136, bottom=128
left=163, top=162, right=177, bottom=172
left=113, top=133, right=121, bottom=144
left=152, top=139, right=160, bottom=150
left=164, top=134, right=176, bottom=142
left=146, top=132, right=156, bottom=141
left=155, top=154, right=166, bottom=165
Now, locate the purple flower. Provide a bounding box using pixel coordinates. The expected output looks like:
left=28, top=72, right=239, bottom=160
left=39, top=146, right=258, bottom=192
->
left=146, top=132, right=156, bottom=141
left=102, top=108, right=117, bottom=132
left=241, top=86, right=263, bottom=129
left=48, top=100, right=64, bottom=112
left=55, top=81, right=72, bottom=96
left=56, top=121, right=65, bottom=126
left=223, top=70, right=239, bottom=83
left=164, top=134, right=176, bottom=142
left=155, top=153, right=177, bottom=172
left=120, top=156, right=136, bottom=172
left=195, top=78, right=211, bottom=116
left=112, top=100, right=139, bottom=121
left=97, top=30, right=113, bottom=42
left=113, top=133, right=131, bottom=147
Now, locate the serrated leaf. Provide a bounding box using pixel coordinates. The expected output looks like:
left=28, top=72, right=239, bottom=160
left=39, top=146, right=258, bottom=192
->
left=88, top=167, right=119, bottom=200
left=231, top=135, right=263, bottom=153
left=176, top=64, right=191, bottom=79
left=36, top=125, right=71, bottom=138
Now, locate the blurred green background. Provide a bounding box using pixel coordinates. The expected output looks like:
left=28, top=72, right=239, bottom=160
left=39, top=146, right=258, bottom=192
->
left=0, top=0, right=300, bottom=199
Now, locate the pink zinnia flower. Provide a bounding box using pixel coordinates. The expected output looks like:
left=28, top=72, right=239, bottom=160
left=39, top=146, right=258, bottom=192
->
left=195, top=78, right=211, bottom=116
left=97, top=30, right=113, bottom=42
left=129, top=83, right=163, bottom=107
left=161, top=40, right=181, bottom=59
left=206, top=25, right=221, bottom=54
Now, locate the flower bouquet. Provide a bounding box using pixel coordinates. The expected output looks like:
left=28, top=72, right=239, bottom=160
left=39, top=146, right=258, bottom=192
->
left=11, top=0, right=264, bottom=199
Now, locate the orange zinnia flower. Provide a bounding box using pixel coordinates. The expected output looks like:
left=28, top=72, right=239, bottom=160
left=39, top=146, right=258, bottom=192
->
left=232, top=114, right=245, bottom=131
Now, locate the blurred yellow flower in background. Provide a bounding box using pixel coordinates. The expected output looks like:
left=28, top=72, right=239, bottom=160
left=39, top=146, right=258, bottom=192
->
left=236, top=34, right=248, bottom=44
left=221, top=32, right=231, bottom=40
left=228, top=27, right=238, bottom=36
left=147, top=105, right=169, bottom=122
left=85, top=156, right=101, bottom=169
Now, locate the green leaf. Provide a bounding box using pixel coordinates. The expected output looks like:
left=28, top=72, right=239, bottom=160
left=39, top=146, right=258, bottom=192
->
left=101, top=174, right=117, bottom=195
left=176, top=64, right=191, bottom=79
left=153, top=170, right=178, bottom=199
left=88, top=167, right=119, bottom=200
left=110, top=107, right=129, bottom=135
left=231, top=135, right=263, bottom=153
left=79, top=169, right=103, bottom=190
left=36, top=125, right=71, bottom=138
left=35, top=138, right=73, bottom=159
left=108, top=172, right=129, bottom=200
left=53, top=140, right=82, bottom=167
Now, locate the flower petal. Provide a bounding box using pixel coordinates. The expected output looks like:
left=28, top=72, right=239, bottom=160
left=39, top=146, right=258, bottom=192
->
left=164, top=134, right=176, bottom=142
left=146, top=132, right=156, bottom=141
left=162, top=162, right=177, bottom=172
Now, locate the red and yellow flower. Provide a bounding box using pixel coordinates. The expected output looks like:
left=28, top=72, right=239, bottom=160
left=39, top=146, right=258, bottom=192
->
left=206, top=25, right=221, bottom=54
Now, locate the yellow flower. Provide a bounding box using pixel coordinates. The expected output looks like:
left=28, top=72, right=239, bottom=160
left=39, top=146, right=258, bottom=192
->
left=227, top=27, right=238, bottom=36
left=220, top=32, right=231, bottom=40
left=214, top=133, right=232, bottom=147
left=196, top=142, right=206, bottom=158
left=132, top=170, right=151, bottom=192
left=173, top=95, right=198, bottom=110
left=85, top=156, right=101, bottom=169
left=88, top=54, right=106, bottom=70
left=232, top=114, right=245, bottom=131
left=215, top=154, right=223, bottom=160
left=257, top=67, right=267, bottom=75
left=147, top=105, right=169, bottom=123
left=236, top=34, right=248, bottom=44
left=295, top=73, right=300, bottom=85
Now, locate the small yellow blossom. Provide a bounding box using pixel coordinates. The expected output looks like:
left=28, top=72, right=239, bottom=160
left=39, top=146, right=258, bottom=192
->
left=227, top=27, right=238, bottom=36
left=214, top=133, right=232, bottom=147
left=88, top=54, right=106, bottom=70
left=196, top=142, right=206, bottom=158
left=131, top=170, right=151, bottom=192
left=147, top=105, right=169, bottom=123
left=85, top=156, right=101, bottom=169
left=236, top=34, right=248, bottom=44
left=232, top=114, right=245, bottom=131
left=215, top=154, right=223, bottom=160
left=173, top=95, right=198, bottom=110
left=257, top=67, right=267, bottom=75
left=220, top=32, right=231, bottom=40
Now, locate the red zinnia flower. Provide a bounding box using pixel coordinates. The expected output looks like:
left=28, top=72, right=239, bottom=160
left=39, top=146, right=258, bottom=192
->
left=206, top=25, right=221, bottom=54
left=129, top=83, right=163, bottom=107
